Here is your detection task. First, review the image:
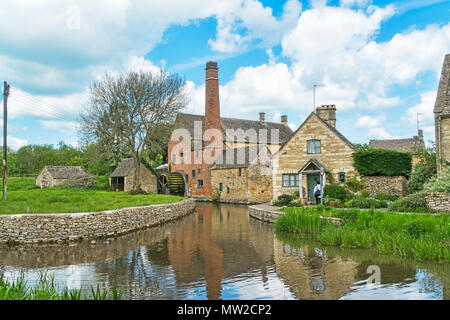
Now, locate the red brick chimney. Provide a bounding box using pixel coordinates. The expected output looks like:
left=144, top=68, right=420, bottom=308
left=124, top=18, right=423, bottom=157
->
left=204, top=61, right=221, bottom=134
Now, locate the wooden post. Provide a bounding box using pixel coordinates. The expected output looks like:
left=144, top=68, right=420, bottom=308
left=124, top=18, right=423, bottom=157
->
left=3, top=81, right=9, bottom=201
left=299, top=173, right=303, bottom=199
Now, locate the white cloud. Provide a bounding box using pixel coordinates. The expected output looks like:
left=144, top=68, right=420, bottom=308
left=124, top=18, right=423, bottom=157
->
left=1, top=136, right=28, bottom=150
left=402, top=91, right=437, bottom=125
left=40, top=120, right=80, bottom=135
left=340, top=0, right=371, bottom=8
left=0, top=0, right=302, bottom=94
left=208, top=0, right=302, bottom=53
left=183, top=4, right=450, bottom=127
left=367, top=127, right=398, bottom=140
left=7, top=88, right=88, bottom=120
left=353, top=114, right=385, bottom=128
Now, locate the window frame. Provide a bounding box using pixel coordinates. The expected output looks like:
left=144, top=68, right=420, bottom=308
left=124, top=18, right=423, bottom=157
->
left=282, top=174, right=299, bottom=188
left=197, top=179, right=204, bottom=189
left=307, top=139, right=321, bottom=154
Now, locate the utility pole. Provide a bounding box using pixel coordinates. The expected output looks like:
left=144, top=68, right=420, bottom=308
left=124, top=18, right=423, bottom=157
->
left=313, top=84, right=325, bottom=112
left=3, top=81, right=9, bottom=201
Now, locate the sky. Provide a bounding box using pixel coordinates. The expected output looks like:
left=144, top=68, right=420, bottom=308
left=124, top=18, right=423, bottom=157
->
left=0, top=0, right=449, bottom=150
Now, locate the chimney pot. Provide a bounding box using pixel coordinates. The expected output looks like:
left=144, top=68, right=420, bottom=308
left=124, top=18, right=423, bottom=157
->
left=259, top=112, right=265, bottom=122
left=418, top=129, right=423, bottom=137
left=281, top=115, right=288, bottom=125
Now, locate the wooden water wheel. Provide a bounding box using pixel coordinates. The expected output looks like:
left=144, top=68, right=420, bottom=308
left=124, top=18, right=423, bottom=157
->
left=158, top=172, right=185, bottom=196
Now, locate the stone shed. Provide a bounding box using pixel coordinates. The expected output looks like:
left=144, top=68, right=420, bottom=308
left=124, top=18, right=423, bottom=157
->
left=36, top=166, right=89, bottom=188
left=109, top=158, right=157, bottom=193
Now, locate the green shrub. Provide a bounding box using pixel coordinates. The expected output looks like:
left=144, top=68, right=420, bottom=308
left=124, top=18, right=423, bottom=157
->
left=292, top=190, right=300, bottom=199
left=408, top=146, right=437, bottom=193
left=360, top=189, right=369, bottom=198
left=289, top=200, right=303, bottom=207
left=423, top=169, right=450, bottom=193
left=277, top=194, right=294, bottom=206
left=375, top=193, right=399, bottom=202
left=346, top=177, right=365, bottom=192
left=324, top=185, right=351, bottom=202
left=388, top=192, right=430, bottom=213
left=353, top=148, right=412, bottom=177
left=349, top=197, right=388, bottom=209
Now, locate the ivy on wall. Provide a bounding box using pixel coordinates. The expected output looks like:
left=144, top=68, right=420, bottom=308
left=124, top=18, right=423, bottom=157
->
left=352, top=148, right=412, bottom=177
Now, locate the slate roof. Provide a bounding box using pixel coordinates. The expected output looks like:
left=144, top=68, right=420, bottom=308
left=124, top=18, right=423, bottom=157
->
left=174, top=113, right=293, bottom=145
left=110, top=158, right=135, bottom=177
left=434, top=54, right=450, bottom=114
left=44, top=166, right=88, bottom=179
left=369, top=136, right=425, bottom=154
left=211, top=146, right=271, bottom=170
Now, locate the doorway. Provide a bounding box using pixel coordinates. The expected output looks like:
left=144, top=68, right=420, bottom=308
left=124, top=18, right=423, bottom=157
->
left=307, top=174, right=320, bottom=204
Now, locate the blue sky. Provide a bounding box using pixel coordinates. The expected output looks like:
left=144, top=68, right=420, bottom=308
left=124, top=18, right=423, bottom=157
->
left=0, top=0, right=449, bottom=150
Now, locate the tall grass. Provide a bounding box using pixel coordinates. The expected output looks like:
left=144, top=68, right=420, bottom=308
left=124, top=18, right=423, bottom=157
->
left=0, top=270, right=122, bottom=300
left=275, top=207, right=450, bottom=262
left=0, top=177, right=185, bottom=214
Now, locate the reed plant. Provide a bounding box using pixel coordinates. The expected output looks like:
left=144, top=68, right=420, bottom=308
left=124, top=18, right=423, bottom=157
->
left=0, top=270, right=123, bottom=300
left=275, top=207, right=450, bottom=262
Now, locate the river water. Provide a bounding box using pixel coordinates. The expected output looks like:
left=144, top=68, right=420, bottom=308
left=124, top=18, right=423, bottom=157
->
left=0, top=203, right=448, bottom=300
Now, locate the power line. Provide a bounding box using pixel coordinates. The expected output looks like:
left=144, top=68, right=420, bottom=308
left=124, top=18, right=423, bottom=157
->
left=8, top=91, right=78, bottom=121
left=9, top=90, right=76, bottom=119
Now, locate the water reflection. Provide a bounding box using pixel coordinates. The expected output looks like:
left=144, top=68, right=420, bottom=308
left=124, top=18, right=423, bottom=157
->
left=0, top=203, right=448, bottom=300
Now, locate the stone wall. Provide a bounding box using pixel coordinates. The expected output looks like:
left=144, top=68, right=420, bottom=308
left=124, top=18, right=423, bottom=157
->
left=0, top=198, right=195, bottom=244
left=363, top=176, right=408, bottom=197
left=124, top=166, right=157, bottom=193
left=273, top=112, right=355, bottom=199
left=247, top=161, right=273, bottom=204
left=425, top=192, right=450, bottom=213
left=211, top=167, right=249, bottom=203
left=249, top=204, right=342, bottom=225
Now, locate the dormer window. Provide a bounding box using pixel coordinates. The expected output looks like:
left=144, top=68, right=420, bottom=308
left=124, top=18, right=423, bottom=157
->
left=307, top=140, right=321, bottom=154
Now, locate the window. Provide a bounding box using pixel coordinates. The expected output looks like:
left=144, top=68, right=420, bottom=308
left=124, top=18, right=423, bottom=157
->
left=198, top=179, right=204, bottom=188
left=282, top=174, right=299, bottom=187
left=180, top=152, right=184, bottom=164
left=219, top=183, right=223, bottom=192
left=238, top=168, right=241, bottom=176
left=172, top=154, right=176, bottom=164
left=307, top=140, right=321, bottom=154
left=186, top=174, right=188, bottom=185
left=192, top=170, right=196, bottom=178
left=338, top=172, right=346, bottom=184
left=197, top=169, right=201, bottom=175
left=227, top=187, right=230, bottom=193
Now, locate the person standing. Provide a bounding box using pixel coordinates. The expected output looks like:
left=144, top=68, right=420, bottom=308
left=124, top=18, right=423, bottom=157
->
left=313, top=181, right=322, bottom=205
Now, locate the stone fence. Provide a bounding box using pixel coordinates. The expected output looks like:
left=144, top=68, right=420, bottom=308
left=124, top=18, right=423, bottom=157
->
left=248, top=203, right=342, bottom=226
left=363, top=176, right=408, bottom=197
left=0, top=198, right=196, bottom=244
left=425, top=192, right=450, bottom=213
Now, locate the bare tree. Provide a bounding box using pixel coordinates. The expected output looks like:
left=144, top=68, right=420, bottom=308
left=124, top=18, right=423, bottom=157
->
left=80, top=70, right=186, bottom=191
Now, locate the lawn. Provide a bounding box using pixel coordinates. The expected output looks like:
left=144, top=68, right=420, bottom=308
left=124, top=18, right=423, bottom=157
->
left=0, top=177, right=185, bottom=214
left=275, top=206, right=450, bottom=262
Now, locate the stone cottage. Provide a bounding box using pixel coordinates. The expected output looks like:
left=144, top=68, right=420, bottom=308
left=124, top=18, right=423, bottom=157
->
left=434, top=53, right=450, bottom=176
left=272, top=105, right=357, bottom=203
left=36, top=166, right=89, bottom=188
left=168, top=61, right=293, bottom=199
left=211, top=145, right=273, bottom=204
left=369, top=129, right=425, bottom=167
left=109, top=158, right=157, bottom=193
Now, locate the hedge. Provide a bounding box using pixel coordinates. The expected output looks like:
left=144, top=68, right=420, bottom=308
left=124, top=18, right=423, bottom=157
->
left=352, top=148, right=412, bottom=177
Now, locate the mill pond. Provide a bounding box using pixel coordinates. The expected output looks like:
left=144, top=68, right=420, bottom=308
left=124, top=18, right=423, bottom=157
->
left=0, top=203, right=448, bottom=300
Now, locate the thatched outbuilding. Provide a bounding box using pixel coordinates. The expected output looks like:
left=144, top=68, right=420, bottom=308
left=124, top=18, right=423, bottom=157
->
left=110, top=158, right=157, bottom=193
left=36, top=166, right=90, bottom=188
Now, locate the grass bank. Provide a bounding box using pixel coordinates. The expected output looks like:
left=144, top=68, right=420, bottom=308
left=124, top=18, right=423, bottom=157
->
left=0, top=177, right=185, bottom=215
left=0, top=270, right=122, bottom=300
left=275, top=206, right=450, bottom=262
